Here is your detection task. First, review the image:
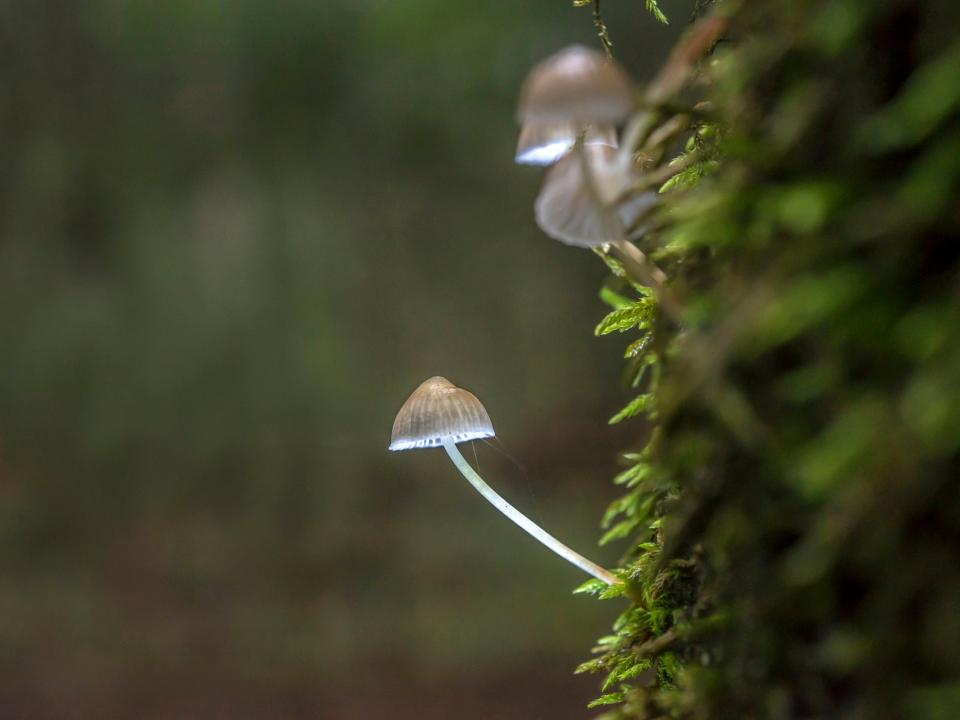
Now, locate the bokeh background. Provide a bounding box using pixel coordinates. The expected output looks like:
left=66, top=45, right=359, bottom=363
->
left=0, top=2, right=690, bottom=717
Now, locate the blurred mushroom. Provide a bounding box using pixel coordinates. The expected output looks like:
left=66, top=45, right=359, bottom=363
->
left=389, top=376, right=618, bottom=585
left=534, top=143, right=656, bottom=247
left=515, top=44, right=633, bottom=167
left=535, top=143, right=682, bottom=319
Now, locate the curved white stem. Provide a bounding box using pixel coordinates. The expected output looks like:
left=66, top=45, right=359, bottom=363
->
left=443, top=440, right=619, bottom=585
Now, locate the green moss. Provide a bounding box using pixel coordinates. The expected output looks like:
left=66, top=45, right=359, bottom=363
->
left=582, top=1, right=960, bottom=717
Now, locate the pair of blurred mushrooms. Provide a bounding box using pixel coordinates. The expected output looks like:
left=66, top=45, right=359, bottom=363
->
left=517, top=44, right=655, bottom=252
left=390, top=32, right=725, bottom=587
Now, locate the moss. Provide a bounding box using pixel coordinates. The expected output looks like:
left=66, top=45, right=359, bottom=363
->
left=584, top=1, right=960, bottom=717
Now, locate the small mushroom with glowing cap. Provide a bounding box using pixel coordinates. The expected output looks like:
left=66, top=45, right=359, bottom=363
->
left=389, top=376, right=619, bottom=586
left=514, top=44, right=633, bottom=167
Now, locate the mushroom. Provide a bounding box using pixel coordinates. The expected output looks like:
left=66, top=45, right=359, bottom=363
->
left=516, top=45, right=687, bottom=321
left=534, top=143, right=657, bottom=247
left=514, top=44, right=633, bottom=168
left=534, top=142, right=682, bottom=319
left=389, top=376, right=618, bottom=585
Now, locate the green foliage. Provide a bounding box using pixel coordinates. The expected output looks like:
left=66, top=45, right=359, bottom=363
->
left=581, top=1, right=960, bottom=718
left=608, top=392, right=654, bottom=424
left=644, top=1, right=669, bottom=25
left=595, top=303, right=655, bottom=336
left=573, top=0, right=667, bottom=26
left=658, top=127, right=722, bottom=193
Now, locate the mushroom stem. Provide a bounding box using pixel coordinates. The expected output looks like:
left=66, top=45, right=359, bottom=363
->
left=443, top=439, right=619, bottom=585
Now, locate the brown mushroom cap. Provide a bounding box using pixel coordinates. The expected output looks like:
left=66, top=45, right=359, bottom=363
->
left=389, top=376, right=495, bottom=451
left=517, top=45, right=634, bottom=126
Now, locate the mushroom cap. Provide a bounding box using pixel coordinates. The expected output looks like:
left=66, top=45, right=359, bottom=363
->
left=515, top=121, right=617, bottom=167
left=517, top=45, right=633, bottom=126
left=389, top=376, right=495, bottom=451
left=534, top=144, right=657, bottom=247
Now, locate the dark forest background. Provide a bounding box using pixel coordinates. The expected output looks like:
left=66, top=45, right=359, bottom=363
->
left=0, top=1, right=693, bottom=717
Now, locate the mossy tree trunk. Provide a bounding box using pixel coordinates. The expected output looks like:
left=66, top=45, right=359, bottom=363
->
left=581, top=1, right=960, bottom=718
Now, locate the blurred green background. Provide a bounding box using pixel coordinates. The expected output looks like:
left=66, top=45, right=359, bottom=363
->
left=0, top=1, right=690, bottom=717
